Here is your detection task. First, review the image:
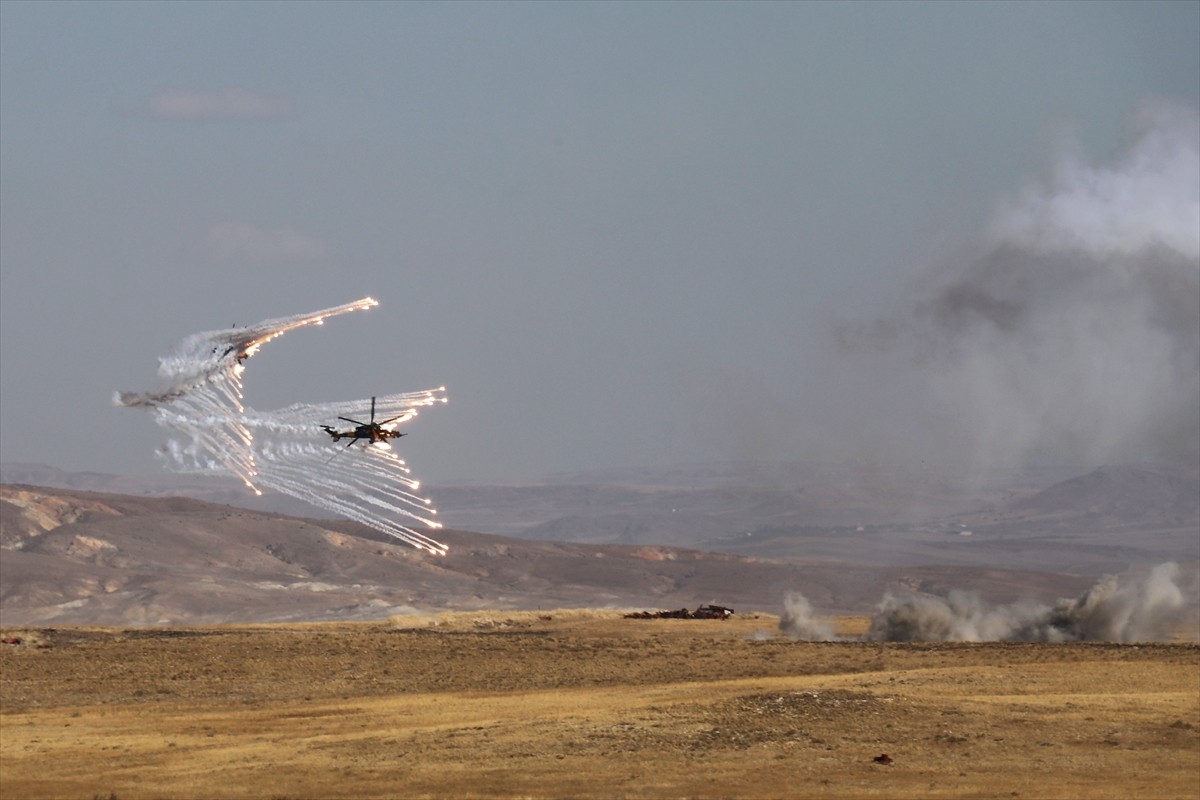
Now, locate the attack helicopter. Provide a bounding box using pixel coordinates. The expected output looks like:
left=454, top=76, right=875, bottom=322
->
left=320, top=396, right=407, bottom=448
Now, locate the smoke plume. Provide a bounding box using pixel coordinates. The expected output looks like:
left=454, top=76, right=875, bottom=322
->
left=779, top=592, right=839, bottom=642
left=780, top=563, right=1194, bottom=642
left=836, top=103, right=1200, bottom=474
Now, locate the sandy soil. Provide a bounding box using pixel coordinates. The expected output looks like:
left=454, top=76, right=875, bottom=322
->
left=1, top=612, right=1197, bottom=799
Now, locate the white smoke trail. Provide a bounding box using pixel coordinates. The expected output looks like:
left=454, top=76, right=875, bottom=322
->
left=115, top=297, right=450, bottom=554
left=780, top=563, right=1194, bottom=642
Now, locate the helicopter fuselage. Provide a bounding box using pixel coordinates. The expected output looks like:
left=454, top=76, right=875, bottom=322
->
left=321, top=397, right=406, bottom=446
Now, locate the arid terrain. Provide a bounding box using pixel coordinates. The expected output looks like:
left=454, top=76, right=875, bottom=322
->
left=2, top=612, right=1197, bottom=799
left=5, top=460, right=1197, bottom=626
left=6, top=460, right=1197, bottom=574
left=1, top=463, right=1197, bottom=798
left=0, top=483, right=1110, bottom=625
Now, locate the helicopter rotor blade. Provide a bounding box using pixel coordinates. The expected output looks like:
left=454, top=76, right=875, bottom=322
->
left=338, top=417, right=367, bottom=426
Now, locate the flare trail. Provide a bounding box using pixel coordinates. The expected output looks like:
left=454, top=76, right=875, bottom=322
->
left=116, top=297, right=449, bottom=554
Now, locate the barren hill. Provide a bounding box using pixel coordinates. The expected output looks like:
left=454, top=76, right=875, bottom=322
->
left=3, top=459, right=1195, bottom=576
left=1010, top=463, right=1200, bottom=524
left=0, top=484, right=1095, bottom=625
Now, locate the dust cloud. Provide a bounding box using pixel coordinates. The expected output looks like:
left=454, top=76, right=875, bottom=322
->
left=779, top=563, right=1195, bottom=643
left=779, top=592, right=839, bottom=642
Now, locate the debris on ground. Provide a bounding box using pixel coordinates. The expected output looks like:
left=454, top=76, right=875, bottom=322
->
left=624, top=605, right=734, bottom=620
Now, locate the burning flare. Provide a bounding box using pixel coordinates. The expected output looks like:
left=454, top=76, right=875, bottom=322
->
left=116, top=297, right=449, bottom=554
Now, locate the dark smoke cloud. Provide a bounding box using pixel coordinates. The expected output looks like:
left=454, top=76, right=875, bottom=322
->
left=833, top=103, right=1199, bottom=474
left=779, top=563, right=1195, bottom=643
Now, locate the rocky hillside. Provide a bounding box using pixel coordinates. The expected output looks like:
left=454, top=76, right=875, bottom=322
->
left=1010, top=463, right=1200, bottom=525
left=0, top=484, right=1095, bottom=625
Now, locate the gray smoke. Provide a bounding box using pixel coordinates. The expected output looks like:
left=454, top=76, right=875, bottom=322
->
left=780, top=563, right=1194, bottom=642
left=779, top=592, right=840, bottom=641
left=833, top=103, right=1200, bottom=475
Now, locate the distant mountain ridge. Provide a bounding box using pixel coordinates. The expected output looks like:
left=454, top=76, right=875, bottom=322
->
left=1012, top=463, right=1199, bottom=524
left=3, top=459, right=1194, bottom=576
left=0, top=458, right=1073, bottom=530
left=0, top=483, right=1100, bottom=626
left=0, top=462, right=338, bottom=519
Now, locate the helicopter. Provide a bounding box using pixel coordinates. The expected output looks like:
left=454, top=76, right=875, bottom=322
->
left=320, top=396, right=408, bottom=448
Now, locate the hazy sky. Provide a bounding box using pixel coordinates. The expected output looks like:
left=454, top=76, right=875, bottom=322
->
left=2, top=1, right=1198, bottom=484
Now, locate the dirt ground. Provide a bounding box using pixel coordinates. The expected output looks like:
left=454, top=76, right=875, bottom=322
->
left=1, top=611, right=1197, bottom=799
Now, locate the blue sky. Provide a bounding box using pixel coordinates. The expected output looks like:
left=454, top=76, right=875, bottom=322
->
left=2, top=1, right=1197, bottom=484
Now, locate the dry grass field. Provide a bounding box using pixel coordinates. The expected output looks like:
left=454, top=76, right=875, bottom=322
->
left=1, top=611, right=1197, bottom=800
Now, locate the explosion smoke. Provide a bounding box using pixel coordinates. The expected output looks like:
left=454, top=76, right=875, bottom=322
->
left=834, top=103, right=1200, bottom=475
left=116, top=297, right=449, bottom=554
left=780, top=592, right=839, bottom=642
left=780, top=563, right=1193, bottom=642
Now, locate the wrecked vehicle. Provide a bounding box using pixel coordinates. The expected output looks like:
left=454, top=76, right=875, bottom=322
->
left=624, top=604, right=734, bottom=620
